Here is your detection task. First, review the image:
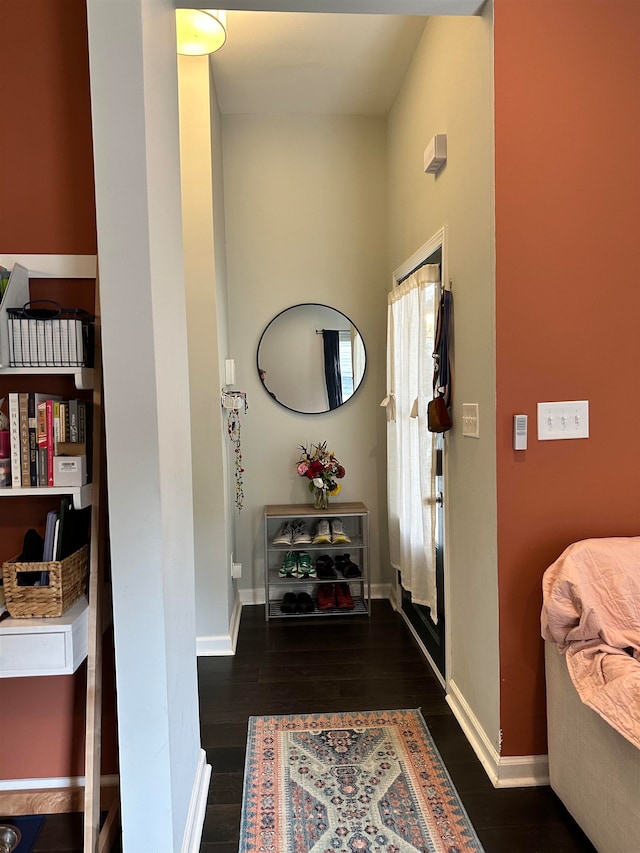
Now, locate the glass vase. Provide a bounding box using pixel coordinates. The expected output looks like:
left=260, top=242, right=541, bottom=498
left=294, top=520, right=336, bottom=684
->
left=313, top=488, right=329, bottom=510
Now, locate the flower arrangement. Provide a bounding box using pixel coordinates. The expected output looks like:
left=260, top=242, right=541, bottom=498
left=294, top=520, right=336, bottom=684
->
left=297, top=441, right=345, bottom=508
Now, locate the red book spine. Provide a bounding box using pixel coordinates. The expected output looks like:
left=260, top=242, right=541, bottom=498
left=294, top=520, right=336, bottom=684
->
left=46, top=399, right=56, bottom=486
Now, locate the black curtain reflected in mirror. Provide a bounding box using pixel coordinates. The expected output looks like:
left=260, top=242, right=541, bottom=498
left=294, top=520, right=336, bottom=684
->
left=256, top=303, right=367, bottom=414
left=322, top=330, right=343, bottom=410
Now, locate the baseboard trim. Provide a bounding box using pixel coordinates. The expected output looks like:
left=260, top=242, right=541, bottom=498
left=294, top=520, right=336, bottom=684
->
left=446, top=678, right=548, bottom=787
left=370, top=583, right=393, bottom=601
left=0, top=775, right=119, bottom=815
left=196, top=593, right=242, bottom=656
left=181, top=748, right=212, bottom=853
left=238, top=586, right=264, bottom=606
left=495, top=753, right=549, bottom=788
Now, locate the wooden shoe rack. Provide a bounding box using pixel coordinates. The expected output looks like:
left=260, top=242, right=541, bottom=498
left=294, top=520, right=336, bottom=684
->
left=263, top=502, right=370, bottom=621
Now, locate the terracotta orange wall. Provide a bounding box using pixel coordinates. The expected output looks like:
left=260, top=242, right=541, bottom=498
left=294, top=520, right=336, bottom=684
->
left=0, top=0, right=116, bottom=780
left=0, top=0, right=96, bottom=253
left=494, top=0, right=640, bottom=755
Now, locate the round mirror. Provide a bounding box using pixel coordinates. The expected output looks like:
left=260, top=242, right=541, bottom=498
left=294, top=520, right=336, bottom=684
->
left=257, top=303, right=366, bottom=414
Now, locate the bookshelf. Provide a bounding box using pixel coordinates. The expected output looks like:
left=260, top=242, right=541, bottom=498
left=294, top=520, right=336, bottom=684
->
left=0, top=366, right=95, bottom=390
left=0, top=257, right=115, bottom=850
left=0, top=262, right=95, bottom=667
left=0, top=483, right=92, bottom=510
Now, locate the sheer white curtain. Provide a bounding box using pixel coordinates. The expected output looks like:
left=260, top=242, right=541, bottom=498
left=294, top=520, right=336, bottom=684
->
left=385, top=264, right=439, bottom=616
left=352, top=329, right=366, bottom=389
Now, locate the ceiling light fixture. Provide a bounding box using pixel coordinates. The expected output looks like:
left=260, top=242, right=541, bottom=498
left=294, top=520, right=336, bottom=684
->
left=176, top=9, right=227, bottom=56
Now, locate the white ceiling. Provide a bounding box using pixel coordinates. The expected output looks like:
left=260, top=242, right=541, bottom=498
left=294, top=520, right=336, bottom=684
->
left=210, top=12, right=429, bottom=115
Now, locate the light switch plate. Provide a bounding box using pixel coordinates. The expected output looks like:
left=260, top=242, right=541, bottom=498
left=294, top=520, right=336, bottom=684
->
left=537, top=400, right=589, bottom=440
left=462, top=403, right=480, bottom=438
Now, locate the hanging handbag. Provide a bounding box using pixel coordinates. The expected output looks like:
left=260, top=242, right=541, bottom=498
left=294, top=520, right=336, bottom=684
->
left=427, top=394, right=452, bottom=433
left=428, top=289, right=453, bottom=433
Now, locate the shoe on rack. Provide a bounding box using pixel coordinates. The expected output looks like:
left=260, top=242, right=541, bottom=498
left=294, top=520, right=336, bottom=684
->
left=291, top=519, right=312, bottom=545
left=281, top=592, right=298, bottom=614
left=330, top=518, right=351, bottom=545
left=296, top=552, right=316, bottom=579
left=335, top=553, right=361, bottom=578
left=297, top=592, right=315, bottom=613
left=312, top=519, right=331, bottom=545
left=315, top=555, right=337, bottom=579
left=317, top=583, right=336, bottom=610
left=279, top=551, right=298, bottom=578
left=335, top=582, right=354, bottom=610
left=272, top=521, right=294, bottom=546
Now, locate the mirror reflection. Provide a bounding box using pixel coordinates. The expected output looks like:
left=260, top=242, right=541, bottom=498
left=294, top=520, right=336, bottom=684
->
left=257, top=303, right=366, bottom=414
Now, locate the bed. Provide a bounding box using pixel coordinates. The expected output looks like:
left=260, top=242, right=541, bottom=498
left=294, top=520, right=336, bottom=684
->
left=542, top=537, right=640, bottom=853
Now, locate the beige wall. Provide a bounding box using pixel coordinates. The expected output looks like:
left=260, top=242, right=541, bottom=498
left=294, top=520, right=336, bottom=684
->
left=178, top=55, right=235, bottom=647
left=387, top=8, right=499, bottom=747
left=222, top=114, right=389, bottom=593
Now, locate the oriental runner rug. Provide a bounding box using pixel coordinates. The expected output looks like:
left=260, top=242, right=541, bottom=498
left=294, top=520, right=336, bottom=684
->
left=239, top=708, right=484, bottom=853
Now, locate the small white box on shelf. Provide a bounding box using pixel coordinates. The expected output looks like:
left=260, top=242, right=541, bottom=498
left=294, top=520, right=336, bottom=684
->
left=54, top=454, right=87, bottom=487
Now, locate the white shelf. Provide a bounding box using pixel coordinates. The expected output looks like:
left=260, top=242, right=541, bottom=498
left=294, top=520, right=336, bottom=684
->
left=0, top=596, right=89, bottom=678
left=267, top=537, right=365, bottom=553
left=0, top=483, right=92, bottom=510
left=0, top=366, right=95, bottom=390
left=268, top=597, right=368, bottom=619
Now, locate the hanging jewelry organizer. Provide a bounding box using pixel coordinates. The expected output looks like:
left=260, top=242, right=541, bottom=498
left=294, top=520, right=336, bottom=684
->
left=222, top=390, right=248, bottom=511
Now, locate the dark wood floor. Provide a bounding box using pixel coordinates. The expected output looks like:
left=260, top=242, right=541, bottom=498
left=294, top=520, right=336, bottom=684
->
left=29, top=600, right=595, bottom=852
left=199, top=600, right=596, bottom=853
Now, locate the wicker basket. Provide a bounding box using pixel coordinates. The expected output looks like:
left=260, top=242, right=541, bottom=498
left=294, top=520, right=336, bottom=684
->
left=2, top=545, right=88, bottom=618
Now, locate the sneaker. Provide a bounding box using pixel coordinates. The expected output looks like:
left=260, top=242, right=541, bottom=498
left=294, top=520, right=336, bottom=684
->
left=317, top=583, right=336, bottom=610
left=280, top=592, right=298, bottom=613
left=296, top=552, right=316, bottom=579
left=279, top=551, right=298, bottom=578
left=335, top=554, right=361, bottom=578
left=312, top=519, right=331, bottom=545
left=335, top=582, right=354, bottom=610
left=315, top=555, right=337, bottom=579
left=330, top=518, right=351, bottom=545
left=272, top=521, right=293, bottom=546
left=297, top=592, right=315, bottom=613
left=291, top=519, right=312, bottom=545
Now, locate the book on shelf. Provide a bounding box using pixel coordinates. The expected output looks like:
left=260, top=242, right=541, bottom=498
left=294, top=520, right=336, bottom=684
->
left=59, top=400, right=68, bottom=443
left=4, top=391, right=88, bottom=490
left=36, top=396, right=62, bottom=487
left=8, top=392, right=20, bottom=487
left=78, top=400, right=87, bottom=444
left=28, top=393, right=52, bottom=486
left=44, top=398, right=60, bottom=487
left=19, top=392, right=29, bottom=486
left=68, top=399, right=78, bottom=442
left=43, top=509, right=58, bottom=562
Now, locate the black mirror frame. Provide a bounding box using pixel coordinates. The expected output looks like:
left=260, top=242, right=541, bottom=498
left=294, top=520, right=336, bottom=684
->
left=256, top=302, right=367, bottom=415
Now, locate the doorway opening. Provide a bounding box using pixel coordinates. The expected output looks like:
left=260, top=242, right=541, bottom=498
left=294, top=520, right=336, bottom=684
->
left=391, top=229, right=448, bottom=681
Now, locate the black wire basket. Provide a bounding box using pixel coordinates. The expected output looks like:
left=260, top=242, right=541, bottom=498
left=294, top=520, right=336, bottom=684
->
left=7, top=301, right=95, bottom=368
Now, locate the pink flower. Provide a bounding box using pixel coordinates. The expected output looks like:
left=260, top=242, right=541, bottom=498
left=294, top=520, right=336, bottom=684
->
left=297, top=462, right=309, bottom=476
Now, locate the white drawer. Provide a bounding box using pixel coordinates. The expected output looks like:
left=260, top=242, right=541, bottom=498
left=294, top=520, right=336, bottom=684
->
left=0, top=597, right=88, bottom=678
